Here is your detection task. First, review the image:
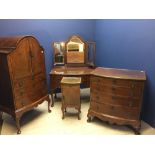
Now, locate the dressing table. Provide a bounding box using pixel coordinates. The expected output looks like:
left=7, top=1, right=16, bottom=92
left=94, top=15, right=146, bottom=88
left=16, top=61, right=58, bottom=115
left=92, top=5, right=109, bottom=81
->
left=49, top=35, right=96, bottom=106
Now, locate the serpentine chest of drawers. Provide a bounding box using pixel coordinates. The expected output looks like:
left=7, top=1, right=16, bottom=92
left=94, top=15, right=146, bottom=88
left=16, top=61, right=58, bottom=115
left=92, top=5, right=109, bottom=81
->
left=87, top=67, right=146, bottom=134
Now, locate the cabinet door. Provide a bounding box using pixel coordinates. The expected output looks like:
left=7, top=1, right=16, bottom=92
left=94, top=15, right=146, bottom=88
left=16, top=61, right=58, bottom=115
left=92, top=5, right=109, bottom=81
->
left=8, top=38, right=31, bottom=80
left=28, top=37, right=46, bottom=76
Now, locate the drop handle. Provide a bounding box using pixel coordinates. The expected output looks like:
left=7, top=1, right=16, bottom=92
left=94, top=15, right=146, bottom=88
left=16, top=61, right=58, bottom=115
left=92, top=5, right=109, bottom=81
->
left=129, top=101, right=134, bottom=107
left=112, top=87, right=116, bottom=91
left=18, top=82, right=23, bottom=87
left=96, top=96, right=100, bottom=99
left=112, top=79, right=117, bottom=84
left=111, top=106, right=114, bottom=110
left=112, top=96, right=116, bottom=100
left=20, top=92, right=23, bottom=96
left=130, top=92, right=134, bottom=97
left=131, top=83, right=135, bottom=88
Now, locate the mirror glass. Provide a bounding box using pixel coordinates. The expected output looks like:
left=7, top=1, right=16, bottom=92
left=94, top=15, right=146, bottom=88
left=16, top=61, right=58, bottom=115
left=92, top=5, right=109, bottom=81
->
left=66, top=36, right=85, bottom=64
left=87, top=42, right=96, bottom=67
left=53, top=42, right=65, bottom=65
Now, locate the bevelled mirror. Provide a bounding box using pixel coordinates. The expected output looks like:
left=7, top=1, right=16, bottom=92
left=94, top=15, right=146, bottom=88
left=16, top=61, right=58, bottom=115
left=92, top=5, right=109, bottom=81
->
left=66, top=35, right=86, bottom=64
left=52, top=35, right=96, bottom=67
left=53, top=42, right=65, bottom=66
left=87, top=41, right=96, bottom=67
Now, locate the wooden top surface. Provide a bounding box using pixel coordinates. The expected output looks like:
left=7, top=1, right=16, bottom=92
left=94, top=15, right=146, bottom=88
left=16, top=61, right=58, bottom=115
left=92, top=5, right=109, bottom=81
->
left=0, top=35, right=40, bottom=54
left=50, top=66, right=95, bottom=75
left=61, top=77, right=81, bottom=84
left=50, top=66, right=146, bottom=80
left=91, top=67, right=146, bottom=80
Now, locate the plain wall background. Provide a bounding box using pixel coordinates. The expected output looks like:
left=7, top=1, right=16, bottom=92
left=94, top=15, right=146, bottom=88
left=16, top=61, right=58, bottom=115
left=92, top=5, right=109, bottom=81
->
left=0, top=19, right=155, bottom=127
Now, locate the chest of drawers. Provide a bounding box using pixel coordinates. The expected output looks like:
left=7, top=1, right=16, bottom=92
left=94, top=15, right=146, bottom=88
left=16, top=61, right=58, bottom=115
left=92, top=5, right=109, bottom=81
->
left=87, top=67, right=146, bottom=134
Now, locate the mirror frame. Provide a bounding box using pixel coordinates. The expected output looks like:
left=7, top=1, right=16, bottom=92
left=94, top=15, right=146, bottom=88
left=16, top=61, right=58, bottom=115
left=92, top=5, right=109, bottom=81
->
left=52, top=35, right=96, bottom=67
left=65, top=35, right=87, bottom=66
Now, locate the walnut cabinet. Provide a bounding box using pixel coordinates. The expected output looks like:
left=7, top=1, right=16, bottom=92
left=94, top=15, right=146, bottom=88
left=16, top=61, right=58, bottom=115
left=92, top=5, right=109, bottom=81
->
left=0, top=36, right=51, bottom=134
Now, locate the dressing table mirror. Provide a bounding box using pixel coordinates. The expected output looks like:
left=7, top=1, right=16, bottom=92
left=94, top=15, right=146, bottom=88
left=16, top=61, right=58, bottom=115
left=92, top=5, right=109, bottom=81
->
left=65, top=35, right=86, bottom=66
left=52, top=35, right=96, bottom=67
left=53, top=42, right=65, bottom=66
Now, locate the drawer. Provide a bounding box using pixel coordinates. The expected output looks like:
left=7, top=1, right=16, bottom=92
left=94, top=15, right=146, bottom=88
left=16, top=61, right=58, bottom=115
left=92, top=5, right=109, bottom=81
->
left=91, top=86, right=143, bottom=98
left=51, top=75, right=63, bottom=89
left=15, top=87, right=47, bottom=110
left=90, top=93, right=141, bottom=107
left=51, top=75, right=63, bottom=82
left=90, top=101, right=140, bottom=120
left=13, top=73, right=46, bottom=89
left=15, top=96, right=32, bottom=110
left=14, top=79, right=47, bottom=100
left=91, top=76, right=144, bottom=89
left=14, top=79, right=47, bottom=95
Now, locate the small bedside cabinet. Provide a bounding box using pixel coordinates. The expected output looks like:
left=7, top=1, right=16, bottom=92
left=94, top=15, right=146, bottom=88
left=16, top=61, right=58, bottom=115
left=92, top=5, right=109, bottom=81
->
left=61, top=77, right=81, bottom=119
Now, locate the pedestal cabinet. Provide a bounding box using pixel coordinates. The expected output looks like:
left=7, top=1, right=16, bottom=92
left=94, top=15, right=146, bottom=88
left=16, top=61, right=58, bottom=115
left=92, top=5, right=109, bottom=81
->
left=0, top=36, right=51, bottom=134
left=61, top=77, right=81, bottom=120
left=87, top=67, right=146, bottom=134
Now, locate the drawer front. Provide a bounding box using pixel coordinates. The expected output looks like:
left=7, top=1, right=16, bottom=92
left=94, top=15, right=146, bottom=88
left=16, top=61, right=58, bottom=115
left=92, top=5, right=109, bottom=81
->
left=90, top=101, right=140, bottom=120
left=13, top=73, right=48, bottom=109
left=51, top=74, right=90, bottom=91
left=91, top=84, right=143, bottom=98
left=14, top=87, right=47, bottom=110
left=51, top=75, right=63, bottom=90
left=91, top=76, right=144, bottom=89
left=13, top=73, right=46, bottom=90
left=90, top=93, right=141, bottom=107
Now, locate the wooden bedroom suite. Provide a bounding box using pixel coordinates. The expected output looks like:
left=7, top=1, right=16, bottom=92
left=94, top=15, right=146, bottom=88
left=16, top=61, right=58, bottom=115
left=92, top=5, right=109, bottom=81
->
left=0, top=34, right=147, bottom=135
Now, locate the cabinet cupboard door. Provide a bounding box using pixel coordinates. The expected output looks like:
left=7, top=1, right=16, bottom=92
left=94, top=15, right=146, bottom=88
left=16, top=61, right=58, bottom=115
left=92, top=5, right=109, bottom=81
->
left=8, top=38, right=32, bottom=80
left=28, top=37, right=46, bottom=75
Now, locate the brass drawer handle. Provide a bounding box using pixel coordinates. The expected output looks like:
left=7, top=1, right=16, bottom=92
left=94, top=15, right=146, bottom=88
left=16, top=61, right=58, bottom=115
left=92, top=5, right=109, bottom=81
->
left=20, top=92, right=23, bottom=96
left=97, top=79, right=101, bottom=82
left=21, top=101, right=25, bottom=106
left=111, top=106, right=114, bottom=110
left=97, top=88, right=101, bottom=91
left=112, top=79, right=117, bottom=84
left=129, top=101, right=134, bottom=107
left=112, top=87, right=116, bottom=91
left=18, top=82, right=23, bottom=87
left=112, top=96, right=116, bottom=100
left=96, top=96, right=100, bottom=100
left=131, top=83, right=135, bottom=88
left=130, top=92, right=134, bottom=97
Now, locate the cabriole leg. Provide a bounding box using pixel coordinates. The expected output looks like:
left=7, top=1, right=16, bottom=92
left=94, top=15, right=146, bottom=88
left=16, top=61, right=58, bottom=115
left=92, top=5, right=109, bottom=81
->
left=15, top=117, right=21, bottom=134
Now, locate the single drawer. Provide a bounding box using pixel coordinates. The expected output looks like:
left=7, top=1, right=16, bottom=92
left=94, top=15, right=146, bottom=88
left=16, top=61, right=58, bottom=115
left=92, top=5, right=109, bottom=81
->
left=90, top=101, right=140, bottom=120
left=91, top=76, right=144, bottom=89
left=91, top=86, right=143, bottom=99
left=90, top=92, right=141, bottom=107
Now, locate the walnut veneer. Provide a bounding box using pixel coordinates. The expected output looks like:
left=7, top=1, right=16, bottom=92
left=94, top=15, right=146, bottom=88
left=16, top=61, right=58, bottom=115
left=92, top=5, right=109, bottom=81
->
left=61, top=77, right=81, bottom=119
left=0, top=36, right=51, bottom=134
left=87, top=67, right=146, bottom=134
